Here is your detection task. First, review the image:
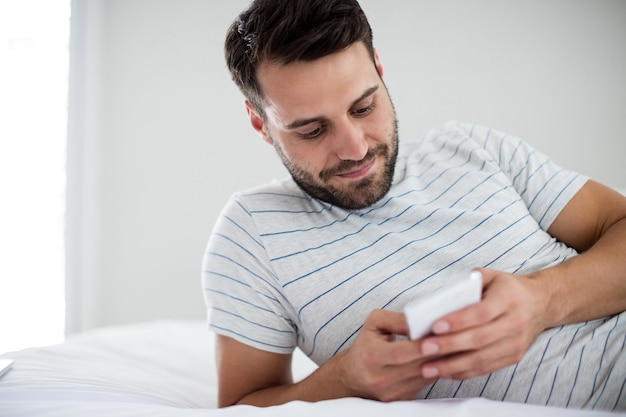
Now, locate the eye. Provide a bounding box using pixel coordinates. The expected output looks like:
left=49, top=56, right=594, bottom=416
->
left=352, top=100, right=376, bottom=117
left=299, top=125, right=326, bottom=139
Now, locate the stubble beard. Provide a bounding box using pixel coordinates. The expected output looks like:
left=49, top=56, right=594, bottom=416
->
left=272, top=117, right=399, bottom=210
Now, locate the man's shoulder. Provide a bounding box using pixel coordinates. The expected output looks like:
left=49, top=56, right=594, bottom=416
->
left=423, top=121, right=496, bottom=143
left=398, top=121, right=491, bottom=156
left=410, top=121, right=525, bottom=158
left=236, top=176, right=297, bottom=196
left=228, top=177, right=312, bottom=211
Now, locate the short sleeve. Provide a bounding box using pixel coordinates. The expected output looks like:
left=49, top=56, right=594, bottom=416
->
left=456, top=122, right=588, bottom=230
left=202, top=194, right=297, bottom=354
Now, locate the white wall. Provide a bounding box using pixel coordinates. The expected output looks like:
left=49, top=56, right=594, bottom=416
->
left=66, top=0, right=626, bottom=333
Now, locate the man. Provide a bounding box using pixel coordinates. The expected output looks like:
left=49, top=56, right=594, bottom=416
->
left=202, top=0, right=626, bottom=409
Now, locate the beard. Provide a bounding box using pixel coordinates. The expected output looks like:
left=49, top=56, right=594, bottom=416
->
left=272, top=115, right=399, bottom=210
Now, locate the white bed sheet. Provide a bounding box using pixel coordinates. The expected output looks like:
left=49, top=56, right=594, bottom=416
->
left=0, top=320, right=620, bottom=417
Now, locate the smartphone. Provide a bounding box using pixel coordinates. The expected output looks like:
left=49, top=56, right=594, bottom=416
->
left=404, top=271, right=483, bottom=340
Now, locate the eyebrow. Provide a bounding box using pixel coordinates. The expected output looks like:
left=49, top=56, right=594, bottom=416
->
left=285, top=85, right=380, bottom=130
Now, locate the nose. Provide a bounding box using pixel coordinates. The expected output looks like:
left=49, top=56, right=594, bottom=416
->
left=332, top=118, right=368, bottom=161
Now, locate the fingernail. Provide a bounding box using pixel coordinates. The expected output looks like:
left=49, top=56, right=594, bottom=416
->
left=422, top=366, right=439, bottom=378
left=433, top=320, right=450, bottom=334
left=422, top=341, right=439, bottom=355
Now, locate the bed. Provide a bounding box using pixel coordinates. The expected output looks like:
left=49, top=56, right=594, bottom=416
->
left=0, top=320, right=621, bottom=416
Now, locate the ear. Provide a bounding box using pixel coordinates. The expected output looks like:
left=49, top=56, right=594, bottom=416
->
left=245, top=100, right=273, bottom=145
left=373, top=48, right=384, bottom=78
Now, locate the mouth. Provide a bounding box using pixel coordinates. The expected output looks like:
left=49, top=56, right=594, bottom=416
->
left=336, top=158, right=376, bottom=179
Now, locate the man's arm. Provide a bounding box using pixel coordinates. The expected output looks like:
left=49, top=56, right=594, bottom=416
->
left=215, top=309, right=438, bottom=407
left=535, top=180, right=626, bottom=324
left=416, top=180, right=626, bottom=380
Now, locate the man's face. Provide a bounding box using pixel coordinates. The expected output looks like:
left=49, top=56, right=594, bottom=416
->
left=247, top=42, right=399, bottom=210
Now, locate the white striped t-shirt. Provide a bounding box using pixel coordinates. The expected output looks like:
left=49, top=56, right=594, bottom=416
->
left=202, top=122, right=625, bottom=410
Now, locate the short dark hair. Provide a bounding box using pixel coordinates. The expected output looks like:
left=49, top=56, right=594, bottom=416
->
left=225, top=0, right=375, bottom=117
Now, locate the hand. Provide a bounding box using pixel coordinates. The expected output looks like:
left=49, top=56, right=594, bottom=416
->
left=334, top=309, right=438, bottom=402
left=418, top=268, right=550, bottom=380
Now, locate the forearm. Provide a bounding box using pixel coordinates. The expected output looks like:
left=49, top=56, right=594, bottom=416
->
left=229, top=309, right=434, bottom=407
left=527, top=217, right=626, bottom=328
left=235, top=352, right=352, bottom=406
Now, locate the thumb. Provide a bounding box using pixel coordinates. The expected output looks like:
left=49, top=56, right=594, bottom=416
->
left=472, top=267, right=498, bottom=290
left=365, top=309, right=409, bottom=337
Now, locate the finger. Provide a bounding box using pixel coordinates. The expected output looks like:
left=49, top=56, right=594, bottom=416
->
left=432, top=270, right=513, bottom=335
left=375, top=339, right=432, bottom=365
left=474, top=267, right=498, bottom=288
left=352, top=352, right=434, bottom=401
left=431, top=296, right=504, bottom=337
left=358, top=310, right=430, bottom=366
left=379, top=374, right=438, bottom=402
left=448, top=353, right=522, bottom=380
left=365, top=309, right=410, bottom=337
left=368, top=358, right=438, bottom=402
left=422, top=332, right=526, bottom=379
left=427, top=308, right=518, bottom=356
left=433, top=347, right=524, bottom=380
left=383, top=357, right=428, bottom=381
